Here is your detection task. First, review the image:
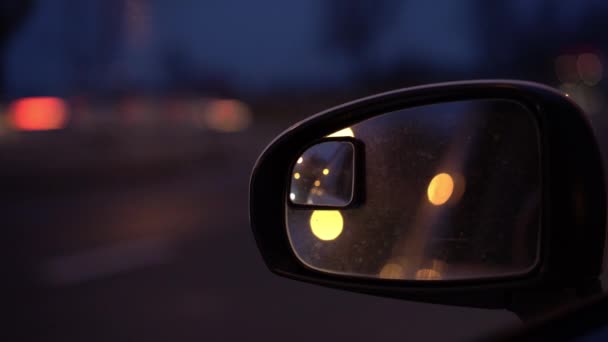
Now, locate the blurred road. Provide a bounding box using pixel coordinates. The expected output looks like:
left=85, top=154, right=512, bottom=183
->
left=7, top=118, right=518, bottom=341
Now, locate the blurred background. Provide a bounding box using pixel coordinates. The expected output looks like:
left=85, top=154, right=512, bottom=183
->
left=2, top=1, right=608, bottom=340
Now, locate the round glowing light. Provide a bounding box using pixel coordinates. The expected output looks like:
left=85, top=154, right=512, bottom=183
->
left=378, top=263, right=404, bottom=279
left=289, top=193, right=296, bottom=200
left=294, top=172, right=301, bottom=180
left=322, top=168, right=330, bottom=175
left=309, top=210, right=343, bottom=241
left=415, top=268, right=442, bottom=280
left=427, top=173, right=454, bottom=206
left=297, top=157, right=303, bottom=164
left=577, top=53, right=603, bottom=86
left=314, top=180, right=321, bottom=187
left=9, top=97, right=68, bottom=131
left=555, top=54, right=578, bottom=83
left=327, top=127, right=354, bottom=138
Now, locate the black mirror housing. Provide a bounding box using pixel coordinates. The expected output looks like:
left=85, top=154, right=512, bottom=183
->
left=249, top=80, right=606, bottom=311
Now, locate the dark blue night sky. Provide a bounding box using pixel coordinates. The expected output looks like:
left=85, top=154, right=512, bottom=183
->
left=3, top=0, right=608, bottom=98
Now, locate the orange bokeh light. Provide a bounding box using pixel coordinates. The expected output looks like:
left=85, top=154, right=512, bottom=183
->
left=9, top=97, right=68, bottom=131
left=204, top=99, right=251, bottom=132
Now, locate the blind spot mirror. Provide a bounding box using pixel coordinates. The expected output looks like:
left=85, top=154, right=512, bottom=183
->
left=289, top=141, right=355, bottom=207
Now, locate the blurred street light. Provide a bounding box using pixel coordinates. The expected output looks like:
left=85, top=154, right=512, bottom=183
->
left=8, top=97, right=68, bottom=131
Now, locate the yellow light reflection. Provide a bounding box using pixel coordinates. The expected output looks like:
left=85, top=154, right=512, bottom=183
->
left=297, top=157, right=303, bottom=164
left=427, top=173, right=454, bottom=206
left=415, top=268, right=442, bottom=280
left=293, top=172, right=301, bottom=180
left=314, top=180, right=321, bottom=187
left=327, top=127, right=354, bottom=138
left=322, top=168, right=330, bottom=175
left=379, top=263, right=404, bottom=279
left=310, top=210, right=343, bottom=241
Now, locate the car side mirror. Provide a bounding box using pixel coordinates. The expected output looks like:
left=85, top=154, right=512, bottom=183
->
left=249, top=80, right=606, bottom=318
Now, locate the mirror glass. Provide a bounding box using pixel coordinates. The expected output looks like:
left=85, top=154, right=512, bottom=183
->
left=289, top=141, right=354, bottom=207
left=286, top=99, right=541, bottom=281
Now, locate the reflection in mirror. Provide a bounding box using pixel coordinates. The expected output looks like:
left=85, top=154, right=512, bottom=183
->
left=289, top=141, right=354, bottom=207
left=286, top=100, right=541, bottom=281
